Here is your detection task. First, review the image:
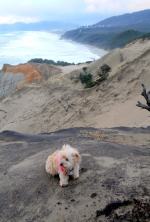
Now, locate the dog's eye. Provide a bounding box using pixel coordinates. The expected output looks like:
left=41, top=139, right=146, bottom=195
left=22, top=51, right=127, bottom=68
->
left=66, top=158, right=69, bottom=161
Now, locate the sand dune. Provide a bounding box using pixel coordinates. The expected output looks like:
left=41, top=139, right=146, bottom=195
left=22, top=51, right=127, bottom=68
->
left=0, top=39, right=150, bottom=133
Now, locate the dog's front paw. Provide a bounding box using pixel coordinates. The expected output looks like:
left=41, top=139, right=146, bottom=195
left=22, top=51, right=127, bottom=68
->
left=73, top=175, right=79, bottom=180
left=60, top=181, right=68, bottom=187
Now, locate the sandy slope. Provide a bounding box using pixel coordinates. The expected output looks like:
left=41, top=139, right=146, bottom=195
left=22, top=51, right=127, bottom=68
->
left=0, top=39, right=150, bottom=133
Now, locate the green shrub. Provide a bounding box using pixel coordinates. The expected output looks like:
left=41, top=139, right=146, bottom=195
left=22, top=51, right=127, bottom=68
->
left=97, top=64, right=111, bottom=82
left=28, top=58, right=74, bottom=66
left=100, top=64, right=111, bottom=75
left=79, top=72, right=92, bottom=84
left=79, top=68, right=96, bottom=88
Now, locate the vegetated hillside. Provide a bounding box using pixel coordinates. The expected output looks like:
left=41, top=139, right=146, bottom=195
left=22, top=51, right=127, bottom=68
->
left=28, top=58, right=75, bottom=66
left=63, top=28, right=147, bottom=49
left=62, top=9, right=150, bottom=49
left=110, top=30, right=145, bottom=48
left=0, top=39, right=150, bottom=133
left=95, top=9, right=150, bottom=27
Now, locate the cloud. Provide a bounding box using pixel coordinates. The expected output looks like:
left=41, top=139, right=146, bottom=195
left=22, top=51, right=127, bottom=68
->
left=83, top=0, right=150, bottom=13
left=0, top=0, right=150, bottom=24
left=0, top=0, right=85, bottom=23
left=0, top=16, right=38, bottom=24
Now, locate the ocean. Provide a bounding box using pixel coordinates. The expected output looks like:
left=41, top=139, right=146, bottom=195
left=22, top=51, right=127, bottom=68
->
left=0, top=31, right=107, bottom=68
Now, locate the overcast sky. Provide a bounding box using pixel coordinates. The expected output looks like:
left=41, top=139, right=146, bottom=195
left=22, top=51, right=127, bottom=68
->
left=0, top=0, right=150, bottom=24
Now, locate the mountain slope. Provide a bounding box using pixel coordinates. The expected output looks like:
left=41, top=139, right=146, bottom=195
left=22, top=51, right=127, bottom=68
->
left=63, top=9, right=150, bottom=49
left=95, top=9, right=150, bottom=27
left=63, top=28, right=146, bottom=49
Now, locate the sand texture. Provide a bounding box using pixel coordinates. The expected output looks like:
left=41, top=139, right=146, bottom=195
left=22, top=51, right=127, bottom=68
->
left=0, top=127, right=150, bottom=222
left=0, top=39, right=150, bottom=133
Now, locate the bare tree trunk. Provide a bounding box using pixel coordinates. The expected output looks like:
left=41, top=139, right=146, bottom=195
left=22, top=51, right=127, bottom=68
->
left=136, top=84, right=150, bottom=112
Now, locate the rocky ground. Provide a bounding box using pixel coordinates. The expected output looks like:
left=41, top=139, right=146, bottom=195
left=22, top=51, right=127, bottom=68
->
left=0, top=127, right=150, bottom=222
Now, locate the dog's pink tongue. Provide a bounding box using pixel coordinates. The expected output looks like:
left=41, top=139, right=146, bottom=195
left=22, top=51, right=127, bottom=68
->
left=55, top=153, right=67, bottom=175
left=60, top=165, right=67, bottom=175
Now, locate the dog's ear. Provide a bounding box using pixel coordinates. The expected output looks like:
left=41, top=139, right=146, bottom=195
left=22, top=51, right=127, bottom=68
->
left=62, top=144, right=72, bottom=150
left=62, top=144, right=66, bottom=150
left=74, top=153, right=79, bottom=158
left=72, top=152, right=80, bottom=162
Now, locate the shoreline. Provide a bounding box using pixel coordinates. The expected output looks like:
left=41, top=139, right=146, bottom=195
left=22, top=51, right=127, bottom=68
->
left=0, top=31, right=108, bottom=68
left=60, top=35, right=108, bottom=61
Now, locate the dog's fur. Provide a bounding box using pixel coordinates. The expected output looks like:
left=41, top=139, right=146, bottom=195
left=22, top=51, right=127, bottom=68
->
left=45, top=144, right=81, bottom=187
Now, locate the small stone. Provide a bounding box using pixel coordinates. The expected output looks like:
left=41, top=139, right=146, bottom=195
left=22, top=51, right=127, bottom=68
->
left=91, top=193, right=97, bottom=198
left=57, top=202, right=62, bottom=205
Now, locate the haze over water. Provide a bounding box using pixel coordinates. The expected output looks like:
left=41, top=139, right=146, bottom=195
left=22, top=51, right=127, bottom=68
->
left=0, top=31, right=107, bottom=68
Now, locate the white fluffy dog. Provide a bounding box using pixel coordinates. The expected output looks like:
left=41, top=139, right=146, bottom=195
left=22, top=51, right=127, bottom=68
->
left=45, top=144, right=81, bottom=187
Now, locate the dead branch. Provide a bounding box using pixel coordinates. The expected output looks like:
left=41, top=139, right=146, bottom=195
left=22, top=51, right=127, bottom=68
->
left=136, top=84, right=150, bottom=112
left=136, top=101, right=150, bottom=111
left=141, top=84, right=150, bottom=106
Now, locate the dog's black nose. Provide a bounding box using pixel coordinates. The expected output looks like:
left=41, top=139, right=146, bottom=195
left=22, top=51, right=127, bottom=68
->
left=60, top=163, right=63, bottom=166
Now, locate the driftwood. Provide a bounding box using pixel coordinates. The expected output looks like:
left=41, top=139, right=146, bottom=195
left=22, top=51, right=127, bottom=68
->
left=136, top=84, right=150, bottom=112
